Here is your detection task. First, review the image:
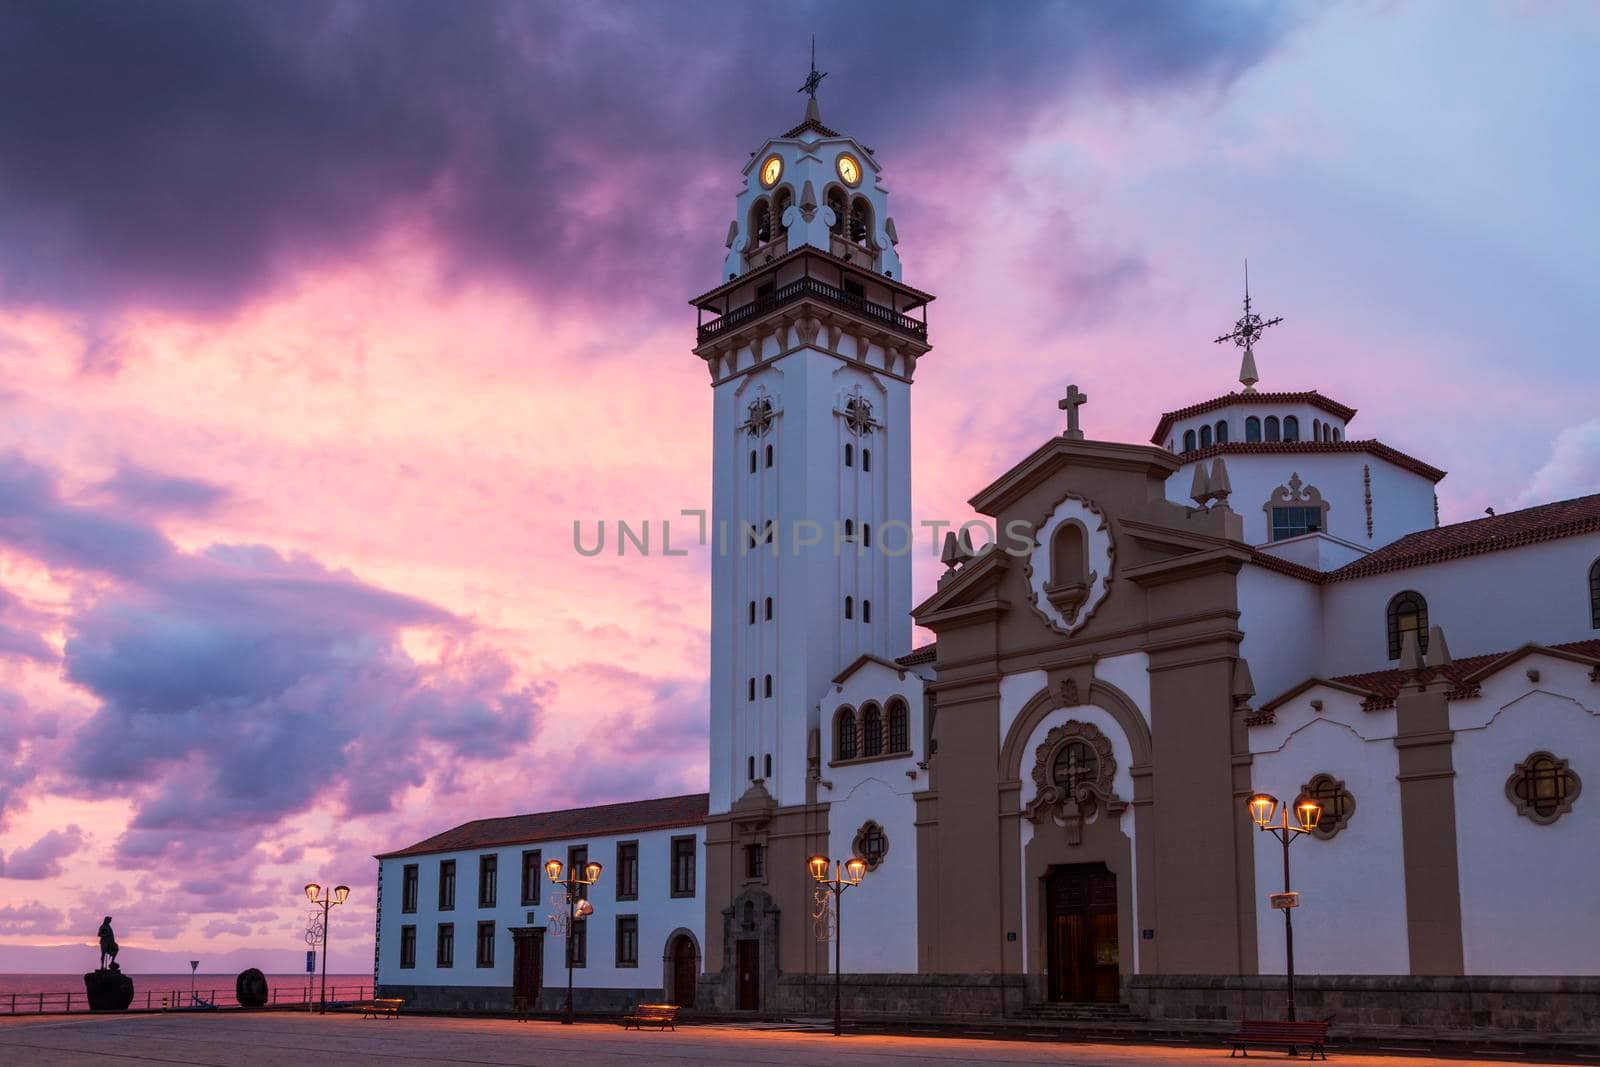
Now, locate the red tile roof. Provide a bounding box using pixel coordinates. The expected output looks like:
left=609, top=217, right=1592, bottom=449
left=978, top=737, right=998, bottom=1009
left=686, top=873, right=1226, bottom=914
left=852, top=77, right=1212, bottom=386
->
left=1151, top=391, right=1358, bottom=446
left=897, top=643, right=937, bottom=666
left=1326, top=493, right=1600, bottom=580
left=376, top=793, right=709, bottom=860
left=1180, top=439, right=1447, bottom=483
left=1330, top=639, right=1600, bottom=710
left=1247, top=493, right=1600, bottom=584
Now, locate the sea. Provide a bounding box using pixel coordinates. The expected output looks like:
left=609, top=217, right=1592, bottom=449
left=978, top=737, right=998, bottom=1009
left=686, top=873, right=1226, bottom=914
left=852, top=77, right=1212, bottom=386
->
left=0, top=973, right=370, bottom=1012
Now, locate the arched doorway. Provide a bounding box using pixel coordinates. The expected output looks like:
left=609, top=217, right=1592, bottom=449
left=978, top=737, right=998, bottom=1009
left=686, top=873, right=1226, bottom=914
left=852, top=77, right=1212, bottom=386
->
left=665, top=932, right=698, bottom=1008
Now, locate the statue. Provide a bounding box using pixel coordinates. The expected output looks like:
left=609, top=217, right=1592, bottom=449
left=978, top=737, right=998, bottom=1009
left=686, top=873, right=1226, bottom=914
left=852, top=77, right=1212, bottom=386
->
left=98, top=916, right=120, bottom=970
left=85, top=915, right=134, bottom=1010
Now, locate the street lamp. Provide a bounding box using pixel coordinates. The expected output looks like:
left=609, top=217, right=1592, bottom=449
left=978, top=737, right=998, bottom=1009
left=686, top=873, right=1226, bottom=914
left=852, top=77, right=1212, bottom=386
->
left=1245, top=792, right=1322, bottom=1021
left=807, top=854, right=868, bottom=1037
left=303, top=882, right=350, bottom=1014
left=545, top=858, right=602, bottom=1025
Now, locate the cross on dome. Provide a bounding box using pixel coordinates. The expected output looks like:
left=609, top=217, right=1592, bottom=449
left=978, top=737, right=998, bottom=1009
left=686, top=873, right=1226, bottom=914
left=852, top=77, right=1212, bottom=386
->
left=1059, top=384, right=1088, bottom=440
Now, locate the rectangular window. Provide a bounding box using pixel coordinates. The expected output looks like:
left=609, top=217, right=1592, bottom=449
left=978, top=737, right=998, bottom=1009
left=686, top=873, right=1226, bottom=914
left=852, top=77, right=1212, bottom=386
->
left=1271, top=505, right=1322, bottom=542
left=616, top=915, right=638, bottom=968
left=401, top=864, right=418, bottom=914
left=520, top=850, right=542, bottom=907
left=478, top=854, right=497, bottom=908
left=436, top=922, right=454, bottom=968
left=438, top=860, right=456, bottom=911
left=566, top=919, right=587, bottom=968
left=616, top=841, right=639, bottom=901
left=568, top=845, right=589, bottom=901
left=745, top=843, right=765, bottom=880
left=399, top=924, right=416, bottom=969
left=476, top=921, right=496, bottom=968
left=671, top=836, right=696, bottom=898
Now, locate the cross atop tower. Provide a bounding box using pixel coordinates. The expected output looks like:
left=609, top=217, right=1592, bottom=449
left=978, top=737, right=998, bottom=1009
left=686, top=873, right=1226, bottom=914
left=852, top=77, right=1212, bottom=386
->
left=1059, top=383, right=1089, bottom=440
left=798, top=36, right=827, bottom=100
left=1213, top=260, right=1282, bottom=393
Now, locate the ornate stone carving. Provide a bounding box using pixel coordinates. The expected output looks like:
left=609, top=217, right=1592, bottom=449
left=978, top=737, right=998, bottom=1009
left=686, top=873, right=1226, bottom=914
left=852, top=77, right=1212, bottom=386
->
left=1299, top=773, right=1355, bottom=839
left=795, top=316, right=821, bottom=345
left=852, top=820, right=889, bottom=870
left=743, top=394, right=775, bottom=437
left=1024, top=720, right=1125, bottom=845
left=842, top=392, right=876, bottom=436
left=1058, top=676, right=1080, bottom=707
left=1261, top=472, right=1331, bottom=538
left=1025, top=493, right=1114, bottom=637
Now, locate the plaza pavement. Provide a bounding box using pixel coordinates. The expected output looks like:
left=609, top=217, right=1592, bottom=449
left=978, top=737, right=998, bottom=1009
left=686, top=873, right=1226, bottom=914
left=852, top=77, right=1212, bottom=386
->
left=0, top=1012, right=1592, bottom=1067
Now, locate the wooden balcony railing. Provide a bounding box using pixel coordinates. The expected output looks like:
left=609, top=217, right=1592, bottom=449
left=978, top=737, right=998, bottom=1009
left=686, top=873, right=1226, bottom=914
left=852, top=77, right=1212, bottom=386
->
left=697, top=276, right=926, bottom=346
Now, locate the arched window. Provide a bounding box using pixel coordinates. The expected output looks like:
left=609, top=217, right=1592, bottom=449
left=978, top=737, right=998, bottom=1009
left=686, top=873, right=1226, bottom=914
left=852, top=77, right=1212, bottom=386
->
left=749, top=450, right=757, bottom=473
left=1590, top=559, right=1600, bottom=628
left=1246, top=417, right=1262, bottom=443
left=1265, top=416, right=1281, bottom=442
left=765, top=444, right=773, bottom=468
left=1216, top=420, right=1229, bottom=444
left=1200, top=424, right=1213, bottom=448
left=1386, top=591, right=1430, bottom=660
left=751, top=198, right=772, bottom=245
left=748, top=600, right=756, bottom=625
left=862, top=449, right=870, bottom=471
left=862, top=523, right=871, bottom=548
left=763, top=674, right=772, bottom=698
left=1283, top=416, right=1299, bottom=442
left=887, top=698, right=909, bottom=753
left=844, top=443, right=853, bottom=467
left=1312, top=418, right=1321, bottom=441
left=1183, top=429, right=1197, bottom=452
left=849, top=198, right=871, bottom=244
left=764, top=597, right=773, bottom=621
left=1333, top=427, right=1342, bottom=442
left=862, top=600, right=871, bottom=623
left=862, top=703, right=883, bottom=757
left=836, top=707, right=858, bottom=760
left=747, top=756, right=755, bottom=780
left=1051, top=521, right=1088, bottom=589
left=844, top=596, right=853, bottom=620
left=764, top=753, right=772, bottom=779
left=747, top=677, right=755, bottom=702
left=827, top=188, right=848, bottom=236
left=843, top=519, right=855, bottom=542
left=773, top=187, right=793, bottom=232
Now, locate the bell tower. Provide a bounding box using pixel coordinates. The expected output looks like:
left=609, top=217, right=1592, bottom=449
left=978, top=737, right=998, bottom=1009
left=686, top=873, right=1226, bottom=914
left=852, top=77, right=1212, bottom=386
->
left=693, top=81, right=934, bottom=822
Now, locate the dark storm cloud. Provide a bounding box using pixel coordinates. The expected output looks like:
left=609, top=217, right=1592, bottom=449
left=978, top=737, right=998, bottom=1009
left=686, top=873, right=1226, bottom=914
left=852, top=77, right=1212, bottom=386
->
left=0, top=1, right=1297, bottom=317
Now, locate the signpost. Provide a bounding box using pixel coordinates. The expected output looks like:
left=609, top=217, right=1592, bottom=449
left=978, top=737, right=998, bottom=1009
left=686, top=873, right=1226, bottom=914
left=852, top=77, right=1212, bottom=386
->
left=1269, top=891, right=1301, bottom=910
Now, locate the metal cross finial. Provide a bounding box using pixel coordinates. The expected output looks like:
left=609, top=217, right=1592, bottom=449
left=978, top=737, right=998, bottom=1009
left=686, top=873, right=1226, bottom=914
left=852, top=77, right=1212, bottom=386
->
left=799, top=36, right=827, bottom=99
left=1213, top=259, right=1282, bottom=392
left=1059, top=384, right=1088, bottom=440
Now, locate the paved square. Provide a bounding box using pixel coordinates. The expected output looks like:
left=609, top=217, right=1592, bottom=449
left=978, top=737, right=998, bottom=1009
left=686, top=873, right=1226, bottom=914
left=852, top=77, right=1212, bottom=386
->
left=0, top=1013, right=1585, bottom=1066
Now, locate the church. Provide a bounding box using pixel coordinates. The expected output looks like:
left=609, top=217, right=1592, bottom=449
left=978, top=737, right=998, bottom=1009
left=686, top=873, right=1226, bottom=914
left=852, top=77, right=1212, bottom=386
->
left=371, top=85, right=1600, bottom=1031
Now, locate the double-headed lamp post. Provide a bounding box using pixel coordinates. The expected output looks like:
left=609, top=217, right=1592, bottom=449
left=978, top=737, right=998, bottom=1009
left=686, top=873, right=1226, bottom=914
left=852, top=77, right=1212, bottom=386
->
left=807, top=854, right=867, bottom=1037
left=1245, top=792, right=1323, bottom=1022
left=303, top=882, right=350, bottom=1014
left=545, top=857, right=602, bottom=1025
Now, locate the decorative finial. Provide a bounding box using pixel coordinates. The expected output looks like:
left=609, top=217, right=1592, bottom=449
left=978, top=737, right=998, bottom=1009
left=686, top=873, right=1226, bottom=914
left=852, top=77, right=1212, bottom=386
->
left=1213, top=259, right=1282, bottom=394
left=1058, top=383, right=1088, bottom=440
left=798, top=35, right=828, bottom=113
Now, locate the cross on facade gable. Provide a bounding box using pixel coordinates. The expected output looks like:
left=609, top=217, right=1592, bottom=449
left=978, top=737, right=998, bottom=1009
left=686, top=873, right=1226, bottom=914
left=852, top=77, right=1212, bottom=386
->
left=1059, top=384, right=1088, bottom=440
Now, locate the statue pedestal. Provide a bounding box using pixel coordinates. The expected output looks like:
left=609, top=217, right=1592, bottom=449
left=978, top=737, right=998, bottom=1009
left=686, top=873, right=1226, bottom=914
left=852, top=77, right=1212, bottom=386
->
left=84, top=967, right=135, bottom=1011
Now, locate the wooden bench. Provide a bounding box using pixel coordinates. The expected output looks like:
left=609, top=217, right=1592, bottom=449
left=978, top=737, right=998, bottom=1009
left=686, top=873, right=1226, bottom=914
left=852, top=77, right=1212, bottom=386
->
left=621, top=1003, right=679, bottom=1031
left=362, top=997, right=404, bottom=1019
left=1231, top=1019, right=1330, bottom=1060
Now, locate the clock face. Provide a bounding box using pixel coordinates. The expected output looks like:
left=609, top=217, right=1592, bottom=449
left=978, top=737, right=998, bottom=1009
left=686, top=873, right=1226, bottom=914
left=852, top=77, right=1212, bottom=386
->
left=836, top=153, right=861, bottom=186
left=759, top=155, right=783, bottom=188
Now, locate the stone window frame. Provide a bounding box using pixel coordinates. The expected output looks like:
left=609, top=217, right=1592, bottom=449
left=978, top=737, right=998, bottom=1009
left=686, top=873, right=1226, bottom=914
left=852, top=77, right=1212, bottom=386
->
left=1261, top=473, right=1330, bottom=543
left=831, top=696, right=914, bottom=766
left=1298, top=773, right=1356, bottom=839
left=615, top=914, right=639, bottom=968
left=1023, top=719, right=1125, bottom=843
left=1505, top=751, right=1582, bottom=826
left=853, top=819, right=889, bottom=871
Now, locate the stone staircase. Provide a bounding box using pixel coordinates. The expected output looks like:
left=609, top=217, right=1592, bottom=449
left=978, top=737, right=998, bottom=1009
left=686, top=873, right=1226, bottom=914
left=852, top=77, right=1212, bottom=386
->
left=1024, top=1001, right=1140, bottom=1025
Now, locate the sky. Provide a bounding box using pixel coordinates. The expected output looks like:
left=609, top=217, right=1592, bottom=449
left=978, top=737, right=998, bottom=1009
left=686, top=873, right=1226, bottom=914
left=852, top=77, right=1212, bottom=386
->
left=0, top=1, right=1596, bottom=973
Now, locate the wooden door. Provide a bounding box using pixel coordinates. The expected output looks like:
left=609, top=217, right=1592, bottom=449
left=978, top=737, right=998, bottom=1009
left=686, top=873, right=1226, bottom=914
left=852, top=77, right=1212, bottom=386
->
left=511, top=929, right=542, bottom=1007
left=1045, top=865, right=1119, bottom=1002
left=736, top=939, right=760, bottom=1011
left=670, top=935, right=697, bottom=1008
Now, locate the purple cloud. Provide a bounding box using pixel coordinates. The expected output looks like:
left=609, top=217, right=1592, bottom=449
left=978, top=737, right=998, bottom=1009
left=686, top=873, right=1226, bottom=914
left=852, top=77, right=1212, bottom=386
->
left=0, top=825, right=86, bottom=880
left=90, top=463, right=232, bottom=517
left=0, top=2, right=1297, bottom=318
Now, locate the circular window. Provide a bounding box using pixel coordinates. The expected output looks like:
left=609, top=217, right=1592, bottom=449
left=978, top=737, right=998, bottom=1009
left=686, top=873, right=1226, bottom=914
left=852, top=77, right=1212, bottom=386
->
left=1298, top=774, right=1355, bottom=838
left=1051, top=740, right=1098, bottom=794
